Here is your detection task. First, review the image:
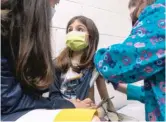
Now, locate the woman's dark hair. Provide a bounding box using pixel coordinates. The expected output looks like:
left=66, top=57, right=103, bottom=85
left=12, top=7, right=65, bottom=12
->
left=1, top=0, right=54, bottom=95
left=129, top=0, right=156, bottom=26
left=55, top=16, right=99, bottom=73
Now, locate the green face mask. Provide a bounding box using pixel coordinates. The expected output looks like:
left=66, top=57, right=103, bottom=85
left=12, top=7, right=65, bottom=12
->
left=66, top=31, right=88, bottom=51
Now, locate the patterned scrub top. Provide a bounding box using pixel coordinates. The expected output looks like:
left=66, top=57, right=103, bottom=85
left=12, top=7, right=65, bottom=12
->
left=127, top=84, right=145, bottom=103
left=94, top=0, right=165, bottom=121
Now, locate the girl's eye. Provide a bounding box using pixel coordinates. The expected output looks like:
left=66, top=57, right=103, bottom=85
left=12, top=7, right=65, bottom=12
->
left=68, top=28, right=73, bottom=32
left=77, top=28, right=84, bottom=32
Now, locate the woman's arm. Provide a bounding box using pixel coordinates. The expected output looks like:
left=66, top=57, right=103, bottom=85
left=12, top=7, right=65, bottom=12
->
left=94, top=2, right=165, bottom=84
left=1, top=58, right=74, bottom=114
left=127, top=84, right=145, bottom=103
left=115, top=83, right=145, bottom=103
left=49, top=68, right=64, bottom=100
left=116, top=83, right=127, bottom=94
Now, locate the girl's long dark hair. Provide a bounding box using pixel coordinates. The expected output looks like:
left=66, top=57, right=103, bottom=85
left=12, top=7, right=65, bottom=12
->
left=55, top=16, right=99, bottom=73
left=1, top=0, right=54, bottom=95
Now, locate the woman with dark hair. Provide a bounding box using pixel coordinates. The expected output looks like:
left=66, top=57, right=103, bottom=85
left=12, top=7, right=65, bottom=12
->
left=94, top=0, right=165, bottom=121
left=1, top=0, right=94, bottom=121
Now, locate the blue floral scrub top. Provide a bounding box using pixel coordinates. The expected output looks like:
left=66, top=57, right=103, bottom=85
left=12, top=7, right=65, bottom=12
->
left=94, top=0, right=165, bottom=121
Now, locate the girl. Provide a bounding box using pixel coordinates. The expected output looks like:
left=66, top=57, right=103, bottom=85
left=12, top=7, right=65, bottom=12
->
left=94, top=0, right=165, bottom=121
left=1, top=0, right=93, bottom=121
left=49, top=16, right=117, bottom=119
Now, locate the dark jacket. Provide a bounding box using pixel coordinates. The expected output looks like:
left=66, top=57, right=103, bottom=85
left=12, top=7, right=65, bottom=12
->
left=1, top=41, right=74, bottom=121
left=49, top=67, right=94, bottom=101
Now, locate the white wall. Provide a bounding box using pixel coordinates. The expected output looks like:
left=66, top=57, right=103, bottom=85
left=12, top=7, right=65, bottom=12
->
left=50, top=0, right=132, bottom=58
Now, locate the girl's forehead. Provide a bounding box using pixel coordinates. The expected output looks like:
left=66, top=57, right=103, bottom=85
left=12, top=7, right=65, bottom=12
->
left=69, top=20, right=86, bottom=27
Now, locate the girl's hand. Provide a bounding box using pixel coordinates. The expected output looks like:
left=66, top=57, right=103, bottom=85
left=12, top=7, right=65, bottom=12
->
left=70, top=98, right=96, bottom=108
left=92, top=116, right=101, bottom=122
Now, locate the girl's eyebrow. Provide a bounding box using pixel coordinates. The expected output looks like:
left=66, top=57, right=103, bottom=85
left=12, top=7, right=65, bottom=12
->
left=77, top=25, right=86, bottom=29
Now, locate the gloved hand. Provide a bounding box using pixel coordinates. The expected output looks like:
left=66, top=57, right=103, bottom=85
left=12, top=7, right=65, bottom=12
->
left=97, top=98, right=138, bottom=121
left=97, top=97, right=119, bottom=121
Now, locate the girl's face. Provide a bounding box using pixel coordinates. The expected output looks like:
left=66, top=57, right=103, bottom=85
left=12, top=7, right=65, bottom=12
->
left=67, top=20, right=89, bottom=42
